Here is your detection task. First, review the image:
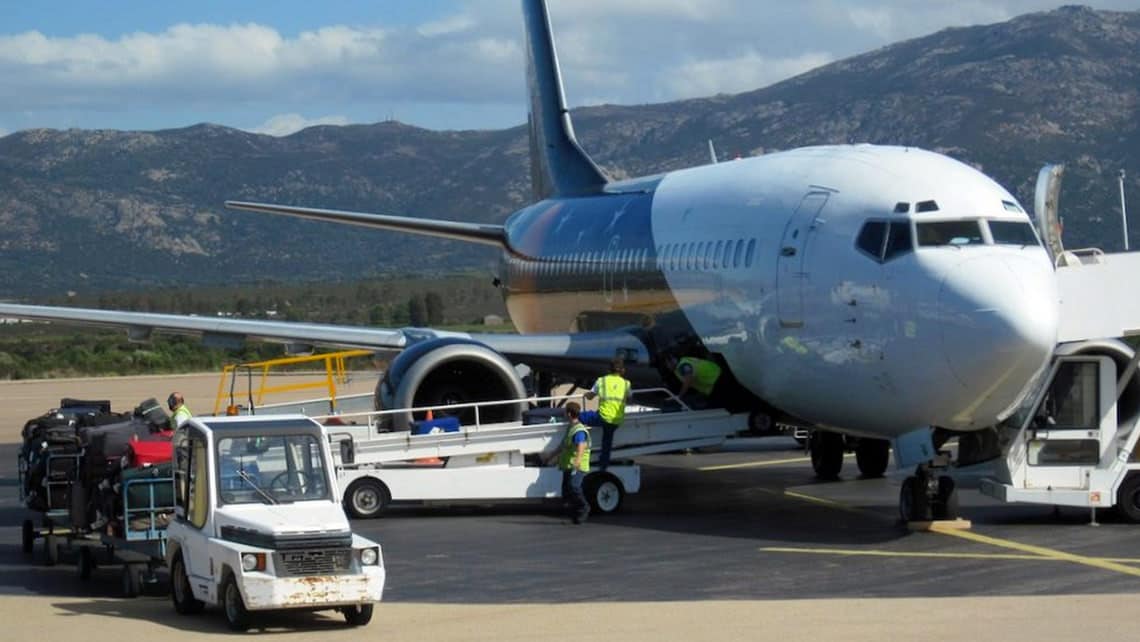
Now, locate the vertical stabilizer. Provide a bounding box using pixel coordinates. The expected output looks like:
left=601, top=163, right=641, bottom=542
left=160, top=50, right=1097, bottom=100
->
left=522, top=0, right=608, bottom=200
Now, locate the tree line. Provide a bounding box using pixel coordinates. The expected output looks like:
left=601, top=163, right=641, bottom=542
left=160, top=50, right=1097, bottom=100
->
left=1, top=273, right=513, bottom=379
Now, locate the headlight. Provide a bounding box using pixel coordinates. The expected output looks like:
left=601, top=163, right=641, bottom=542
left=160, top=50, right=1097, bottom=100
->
left=360, top=547, right=379, bottom=566
left=241, top=552, right=265, bottom=572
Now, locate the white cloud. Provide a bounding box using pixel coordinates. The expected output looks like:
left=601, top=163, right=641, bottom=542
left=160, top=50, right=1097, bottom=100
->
left=1, top=0, right=1139, bottom=132
left=417, top=13, right=477, bottom=37
left=0, top=127, right=8, bottom=137
left=251, top=113, right=350, bottom=136
left=662, top=51, right=835, bottom=99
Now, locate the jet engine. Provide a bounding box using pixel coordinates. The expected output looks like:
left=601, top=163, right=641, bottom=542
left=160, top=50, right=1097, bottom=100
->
left=375, top=338, right=528, bottom=431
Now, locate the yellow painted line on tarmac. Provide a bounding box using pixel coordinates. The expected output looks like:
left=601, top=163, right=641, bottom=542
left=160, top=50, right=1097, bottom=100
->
left=698, top=453, right=853, bottom=472
left=777, top=487, right=1140, bottom=578
left=929, top=523, right=1140, bottom=578
left=759, top=546, right=1057, bottom=561
left=698, top=456, right=809, bottom=471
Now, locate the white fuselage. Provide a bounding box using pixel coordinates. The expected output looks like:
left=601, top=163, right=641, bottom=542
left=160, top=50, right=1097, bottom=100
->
left=502, top=145, right=1058, bottom=439
left=651, top=146, right=1058, bottom=436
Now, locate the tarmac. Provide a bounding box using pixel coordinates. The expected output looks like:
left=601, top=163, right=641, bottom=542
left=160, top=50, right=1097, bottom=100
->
left=2, top=374, right=1139, bottom=641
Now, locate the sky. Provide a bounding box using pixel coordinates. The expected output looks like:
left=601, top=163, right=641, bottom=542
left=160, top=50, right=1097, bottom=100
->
left=1, top=0, right=1139, bottom=138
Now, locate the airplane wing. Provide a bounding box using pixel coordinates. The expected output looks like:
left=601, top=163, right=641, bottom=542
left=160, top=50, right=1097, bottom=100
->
left=0, top=303, right=650, bottom=370
left=225, top=201, right=508, bottom=247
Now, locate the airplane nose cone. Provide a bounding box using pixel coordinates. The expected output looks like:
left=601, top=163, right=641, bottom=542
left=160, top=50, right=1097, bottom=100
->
left=938, top=255, right=1058, bottom=427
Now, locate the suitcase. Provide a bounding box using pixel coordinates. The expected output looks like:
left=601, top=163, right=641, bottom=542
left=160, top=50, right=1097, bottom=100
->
left=522, top=406, right=566, bottom=425
left=127, top=440, right=173, bottom=467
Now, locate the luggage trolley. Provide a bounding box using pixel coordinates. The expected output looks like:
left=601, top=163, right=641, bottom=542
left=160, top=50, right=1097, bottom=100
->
left=19, top=449, right=83, bottom=565
left=66, top=472, right=175, bottom=597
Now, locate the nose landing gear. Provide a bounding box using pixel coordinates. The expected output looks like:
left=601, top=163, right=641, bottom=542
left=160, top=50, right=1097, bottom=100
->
left=899, top=462, right=959, bottom=523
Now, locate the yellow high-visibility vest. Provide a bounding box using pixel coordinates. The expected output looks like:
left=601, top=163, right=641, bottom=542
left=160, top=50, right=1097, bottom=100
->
left=597, top=374, right=630, bottom=424
left=558, top=422, right=591, bottom=472
left=677, top=357, right=721, bottom=396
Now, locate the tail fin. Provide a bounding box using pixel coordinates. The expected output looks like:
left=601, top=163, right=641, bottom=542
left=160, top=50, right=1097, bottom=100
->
left=522, top=0, right=608, bottom=200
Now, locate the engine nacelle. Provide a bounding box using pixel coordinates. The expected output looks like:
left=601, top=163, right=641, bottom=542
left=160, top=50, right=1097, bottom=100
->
left=375, top=338, right=528, bottom=431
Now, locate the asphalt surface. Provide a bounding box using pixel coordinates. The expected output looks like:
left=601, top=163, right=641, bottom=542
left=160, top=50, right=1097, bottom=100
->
left=4, top=375, right=1140, bottom=640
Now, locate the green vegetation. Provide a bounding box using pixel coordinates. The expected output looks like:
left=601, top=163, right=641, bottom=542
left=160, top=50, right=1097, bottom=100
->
left=1, top=274, right=513, bottom=380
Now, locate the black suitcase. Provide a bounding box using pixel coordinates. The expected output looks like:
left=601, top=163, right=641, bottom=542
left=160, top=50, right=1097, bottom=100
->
left=523, top=406, right=567, bottom=425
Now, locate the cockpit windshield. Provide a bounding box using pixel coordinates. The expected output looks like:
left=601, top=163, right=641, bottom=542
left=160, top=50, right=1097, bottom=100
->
left=988, top=220, right=1041, bottom=247
left=916, top=220, right=985, bottom=247
left=217, top=433, right=330, bottom=505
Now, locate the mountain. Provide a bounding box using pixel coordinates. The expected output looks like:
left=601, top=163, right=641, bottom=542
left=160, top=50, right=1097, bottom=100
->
left=1, top=5, right=1138, bottom=297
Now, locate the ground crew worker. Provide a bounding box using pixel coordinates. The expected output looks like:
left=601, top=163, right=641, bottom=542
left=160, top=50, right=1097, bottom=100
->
left=670, top=354, right=724, bottom=409
left=168, top=392, right=193, bottom=429
left=548, top=401, right=590, bottom=524
left=586, top=356, right=631, bottom=471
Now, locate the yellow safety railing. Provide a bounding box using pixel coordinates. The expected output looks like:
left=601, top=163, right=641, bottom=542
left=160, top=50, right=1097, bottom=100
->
left=213, top=349, right=375, bottom=416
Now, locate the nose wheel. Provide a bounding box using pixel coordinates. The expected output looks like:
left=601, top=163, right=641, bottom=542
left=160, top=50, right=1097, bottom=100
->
left=900, top=464, right=958, bottom=523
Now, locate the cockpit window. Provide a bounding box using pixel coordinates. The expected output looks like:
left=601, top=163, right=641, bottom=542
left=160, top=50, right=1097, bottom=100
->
left=883, top=221, right=913, bottom=260
left=856, top=221, right=886, bottom=259
left=916, top=220, right=984, bottom=247
left=856, top=220, right=913, bottom=263
left=988, top=220, right=1040, bottom=246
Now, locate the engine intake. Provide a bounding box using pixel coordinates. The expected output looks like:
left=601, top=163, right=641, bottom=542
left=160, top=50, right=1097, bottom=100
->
left=375, top=338, right=527, bottom=432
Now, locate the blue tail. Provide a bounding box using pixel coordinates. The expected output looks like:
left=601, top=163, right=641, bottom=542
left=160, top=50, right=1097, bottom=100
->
left=521, top=0, right=608, bottom=200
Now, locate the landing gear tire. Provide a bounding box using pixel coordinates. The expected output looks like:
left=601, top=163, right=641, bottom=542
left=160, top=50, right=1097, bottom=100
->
left=899, top=476, right=931, bottom=522
left=344, top=478, right=390, bottom=519
left=809, top=430, right=844, bottom=480
left=341, top=604, right=374, bottom=626
left=1115, top=473, right=1140, bottom=523
left=933, top=475, right=959, bottom=520
left=855, top=439, right=890, bottom=478
left=585, top=473, right=625, bottom=514
left=222, top=575, right=251, bottom=632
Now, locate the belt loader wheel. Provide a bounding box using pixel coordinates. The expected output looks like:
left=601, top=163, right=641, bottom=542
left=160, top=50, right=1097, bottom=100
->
left=585, top=473, right=624, bottom=514
left=345, top=478, right=391, bottom=519
left=1116, top=473, right=1140, bottom=523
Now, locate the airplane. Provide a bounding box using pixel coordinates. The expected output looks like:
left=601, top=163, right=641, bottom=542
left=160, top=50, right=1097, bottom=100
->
left=0, top=0, right=1075, bottom=520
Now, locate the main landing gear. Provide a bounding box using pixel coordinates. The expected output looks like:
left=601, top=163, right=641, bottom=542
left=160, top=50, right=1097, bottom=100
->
left=808, top=430, right=891, bottom=480
left=899, top=462, right=959, bottom=522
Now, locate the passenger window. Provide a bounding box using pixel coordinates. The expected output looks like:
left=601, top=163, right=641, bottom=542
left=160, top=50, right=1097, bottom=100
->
left=916, top=220, right=984, bottom=246
left=687, top=243, right=695, bottom=271
left=744, top=239, right=756, bottom=267
left=704, top=242, right=715, bottom=270
left=733, top=240, right=744, bottom=268
left=718, top=241, right=729, bottom=268
left=695, top=242, right=705, bottom=270
left=883, top=221, right=913, bottom=260
left=989, top=220, right=1040, bottom=246
left=856, top=221, right=887, bottom=261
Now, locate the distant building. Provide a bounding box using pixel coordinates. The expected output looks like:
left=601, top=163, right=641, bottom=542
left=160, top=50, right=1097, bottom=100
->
left=483, top=314, right=504, bottom=326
